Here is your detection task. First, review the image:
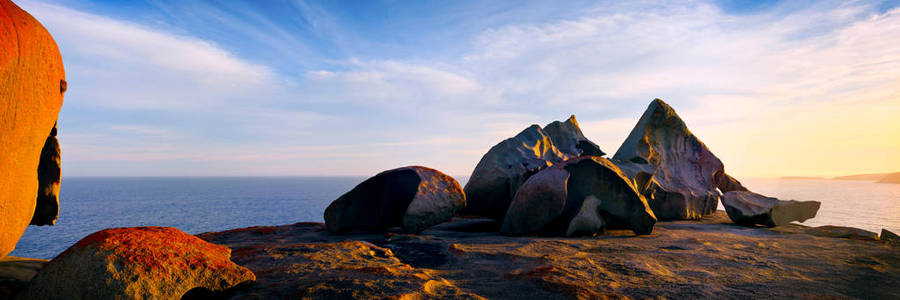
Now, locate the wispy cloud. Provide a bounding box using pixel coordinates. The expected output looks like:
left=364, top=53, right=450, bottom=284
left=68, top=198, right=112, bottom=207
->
left=17, top=0, right=900, bottom=177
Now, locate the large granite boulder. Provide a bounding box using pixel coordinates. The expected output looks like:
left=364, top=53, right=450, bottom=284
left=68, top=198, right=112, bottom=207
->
left=612, top=99, right=746, bottom=220
left=325, top=166, right=465, bottom=234
left=19, top=227, right=255, bottom=299
left=1, top=0, right=66, bottom=258
left=464, top=115, right=604, bottom=220
left=501, top=156, right=656, bottom=236
left=721, top=191, right=820, bottom=227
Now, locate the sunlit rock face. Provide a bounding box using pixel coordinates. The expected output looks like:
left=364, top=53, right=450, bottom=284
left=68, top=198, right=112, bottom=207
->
left=325, top=166, right=465, bottom=234
left=612, top=99, right=746, bottom=220
left=501, top=156, right=656, bottom=236
left=464, top=115, right=605, bottom=220
left=721, top=191, right=820, bottom=227
left=0, top=0, right=66, bottom=258
left=19, top=227, right=255, bottom=299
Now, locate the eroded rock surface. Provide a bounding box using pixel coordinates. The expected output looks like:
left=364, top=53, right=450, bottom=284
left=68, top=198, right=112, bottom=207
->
left=325, top=166, right=465, bottom=234
left=31, top=122, right=60, bottom=226
left=721, top=191, right=820, bottom=227
left=198, top=212, right=900, bottom=299
left=0, top=0, right=66, bottom=258
left=0, top=256, right=47, bottom=299
left=19, top=227, right=255, bottom=300
left=613, top=99, right=746, bottom=220
left=464, top=115, right=604, bottom=220
left=501, top=156, right=656, bottom=236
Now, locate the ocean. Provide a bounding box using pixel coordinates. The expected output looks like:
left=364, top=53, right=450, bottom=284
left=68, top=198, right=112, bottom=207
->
left=10, top=177, right=900, bottom=259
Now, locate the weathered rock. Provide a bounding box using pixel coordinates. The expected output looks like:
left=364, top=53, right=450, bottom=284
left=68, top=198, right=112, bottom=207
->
left=464, top=115, right=604, bottom=220
left=720, top=191, right=820, bottom=227
left=804, top=226, right=879, bottom=241
left=0, top=256, right=47, bottom=299
left=1, top=0, right=66, bottom=258
left=325, top=166, right=465, bottom=234
left=198, top=212, right=900, bottom=299
left=501, top=156, right=656, bottom=236
left=612, top=99, right=745, bottom=220
left=18, top=227, right=255, bottom=300
left=31, top=122, right=60, bottom=226
left=881, top=229, right=899, bottom=244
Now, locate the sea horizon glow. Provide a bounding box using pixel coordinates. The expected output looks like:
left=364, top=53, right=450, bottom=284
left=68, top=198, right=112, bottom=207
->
left=15, top=0, right=900, bottom=178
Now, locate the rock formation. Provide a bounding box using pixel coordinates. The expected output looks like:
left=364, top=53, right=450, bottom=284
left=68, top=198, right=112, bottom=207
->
left=1, top=0, right=66, bottom=258
left=31, top=122, right=60, bottom=226
left=720, top=191, right=820, bottom=227
left=19, top=227, right=255, bottom=299
left=464, top=115, right=604, bottom=220
left=194, top=212, right=900, bottom=299
left=0, top=256, right=47, bottom=299
left=325, top=166, right=465, bottom=234
left=501, top=156, right=656, bottom=236
left=612, top=99, right=746, bottom=220
left=881, top=229, right=899, bottom=244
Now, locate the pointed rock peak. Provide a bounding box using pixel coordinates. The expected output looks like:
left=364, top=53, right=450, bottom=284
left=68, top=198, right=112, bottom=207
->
left=543, top=115, right=605, bottom=157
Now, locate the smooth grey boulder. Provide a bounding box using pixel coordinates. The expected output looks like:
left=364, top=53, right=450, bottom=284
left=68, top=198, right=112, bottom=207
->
left=464, top=115, right=604, bottom=220
left=721, top=191, right=820, bottom=227
left=325, top=166, right=465, bottom=234
left=613, top=99, right=746, bottom=220
left=501, top=156, right=656, bottom=236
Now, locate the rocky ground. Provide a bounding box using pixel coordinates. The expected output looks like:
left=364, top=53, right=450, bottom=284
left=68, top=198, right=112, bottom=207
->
left=194, top=211, right=899, bottom=299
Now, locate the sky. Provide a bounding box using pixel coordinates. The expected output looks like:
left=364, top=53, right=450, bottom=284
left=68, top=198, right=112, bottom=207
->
left=14, top=0, right=900, bottom=178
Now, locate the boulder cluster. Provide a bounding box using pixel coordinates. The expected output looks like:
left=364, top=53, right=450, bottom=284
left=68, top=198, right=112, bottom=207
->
left=324, top=99, right=822, bottom=237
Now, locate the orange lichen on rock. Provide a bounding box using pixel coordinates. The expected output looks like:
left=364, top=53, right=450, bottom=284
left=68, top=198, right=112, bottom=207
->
left=0, top=0, right=66, bottom=258
left=19, top=227, right=255, bottom=299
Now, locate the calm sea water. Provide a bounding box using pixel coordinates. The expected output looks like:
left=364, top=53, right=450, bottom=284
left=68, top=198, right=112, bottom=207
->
left=10, top=177, right=900, bottom=259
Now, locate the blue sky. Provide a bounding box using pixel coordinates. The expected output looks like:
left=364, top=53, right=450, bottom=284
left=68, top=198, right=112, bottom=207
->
left=15, top=0, right=900, bottom=177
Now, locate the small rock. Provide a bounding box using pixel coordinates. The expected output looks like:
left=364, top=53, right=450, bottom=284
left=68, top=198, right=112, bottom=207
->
left=464, top=115, right=604, bottom=220
left=18, top=227, right=255, bottom=300
left=501, top=156, right=656, bottom=236
left=612, top=99, right=746, bottom=220
left=325, top=166, right=465, bottom=234
left=882, top=229, right=900, bottom=243
left=721, top=191, right=820, bottom=227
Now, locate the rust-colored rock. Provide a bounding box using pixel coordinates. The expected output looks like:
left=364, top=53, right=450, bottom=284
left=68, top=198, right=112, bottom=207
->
left=325, top=166, right=465, bottom=234
left=0, top=0, right=66, bottom=258
left=501, top=156, right=656, bottom=236
left=18, top=227, right=255, bottom=300
left=198, top=212, right=900, bottom=299
left=464, top=115, right=604, bottom=220
left=613, top=99, right=745, bottom=220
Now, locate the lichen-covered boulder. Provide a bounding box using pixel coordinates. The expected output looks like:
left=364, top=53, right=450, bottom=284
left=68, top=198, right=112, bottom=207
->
left=721, top=191, right=820, bottom=227
left=464, top=115, right=604, bottom=220
left=1, top=0, right=66, bottom=258
left=501, top=156, right=656, bottom=236
left=18, top=227, right=255, bottom=300
left=612, top=99, right=746, bottom=220
left=325, top=166, right=465, bottom=234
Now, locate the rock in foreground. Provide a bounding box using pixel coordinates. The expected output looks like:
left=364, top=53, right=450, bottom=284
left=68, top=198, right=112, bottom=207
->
left=325, top=166, right=465, bottom=234
left=721, top=191, right=820, bottom=227
left=501, top=156, right=656, bottom=236
left=464, top=115, right=604, bottom=220
left=0, top=0, right=66, bottom=258
left=613, top=99, right=746, bottom=220
left=199, top=212, right=900, bottom=299
left=19, top=227, right=254, bottom=300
